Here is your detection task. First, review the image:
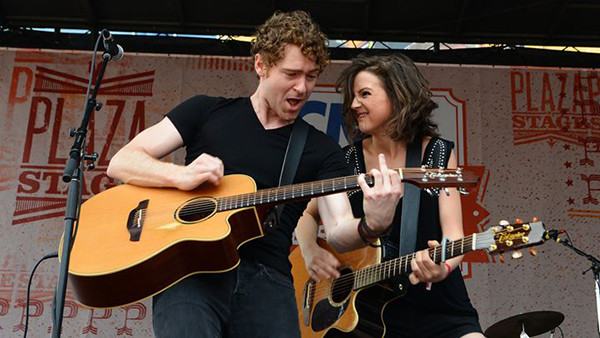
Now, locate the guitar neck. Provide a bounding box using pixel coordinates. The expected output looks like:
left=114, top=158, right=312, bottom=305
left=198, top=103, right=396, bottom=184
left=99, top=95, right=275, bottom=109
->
left=215, top=168, right=473, bottom=212
left=353, top=234, right=477, bottom=290
left=215, top=173, right=368, bottom=212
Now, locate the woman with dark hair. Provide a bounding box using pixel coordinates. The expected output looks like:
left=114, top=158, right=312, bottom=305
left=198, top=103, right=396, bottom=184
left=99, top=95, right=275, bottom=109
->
left=296, top=54, right=484, bottom=337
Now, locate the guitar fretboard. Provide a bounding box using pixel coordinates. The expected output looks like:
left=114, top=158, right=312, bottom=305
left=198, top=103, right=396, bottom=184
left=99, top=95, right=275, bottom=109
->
left=213, top=168, right=469, bottom=212
left=215, top=174, right=376, bottom=212
left=353, top=234, right=476, bottom=289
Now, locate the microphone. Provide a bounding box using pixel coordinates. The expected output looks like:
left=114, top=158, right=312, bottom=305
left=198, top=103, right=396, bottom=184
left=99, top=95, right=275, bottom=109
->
left=544, top=229, right=565, bottom=242
left=101, top=29, right=124, bottom=61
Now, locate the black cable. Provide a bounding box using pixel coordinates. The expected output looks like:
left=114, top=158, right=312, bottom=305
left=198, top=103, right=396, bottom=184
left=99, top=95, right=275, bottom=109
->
left=24, top=252, right=59, bottom=338
left=564, top=230, right=573, bottom=245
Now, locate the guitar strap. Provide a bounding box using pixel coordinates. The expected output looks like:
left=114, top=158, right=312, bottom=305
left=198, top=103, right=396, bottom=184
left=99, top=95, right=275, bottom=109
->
left=399, top=139, right=422, bottom=256
left=264, top=119, right=309, bottom=230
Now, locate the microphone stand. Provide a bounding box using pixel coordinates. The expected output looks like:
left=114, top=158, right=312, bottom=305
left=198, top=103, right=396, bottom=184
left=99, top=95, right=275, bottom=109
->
left=556, top=238, right=600, bottom=337
left=51, top=48, right=113, bottom=338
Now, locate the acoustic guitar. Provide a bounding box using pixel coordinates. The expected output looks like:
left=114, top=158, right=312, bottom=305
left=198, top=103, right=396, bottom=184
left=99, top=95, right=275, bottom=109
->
left=63, top=168, right=477, bottom=308
left=290, top=220, right=548, bottom=337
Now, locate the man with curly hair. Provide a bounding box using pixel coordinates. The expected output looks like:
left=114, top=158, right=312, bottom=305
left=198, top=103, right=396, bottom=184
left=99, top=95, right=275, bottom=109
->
left=107, top=10, right=402, bottom=337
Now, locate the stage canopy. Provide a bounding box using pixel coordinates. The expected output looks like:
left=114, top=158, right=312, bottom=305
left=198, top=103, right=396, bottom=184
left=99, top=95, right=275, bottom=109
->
left=1, top=0, right=599, bottom=67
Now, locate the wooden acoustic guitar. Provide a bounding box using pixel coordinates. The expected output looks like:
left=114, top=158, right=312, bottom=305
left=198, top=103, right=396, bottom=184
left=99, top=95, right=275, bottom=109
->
left=63, top=168, right=477, bottom=308
left=290, top=220, right=548, bottom=337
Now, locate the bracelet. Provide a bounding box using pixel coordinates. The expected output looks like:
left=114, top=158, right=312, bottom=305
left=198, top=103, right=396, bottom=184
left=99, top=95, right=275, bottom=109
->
left=359, top=216, right=392, bottom=237
left=357, top=217, right=381, bottom=248
left=429, top=263, right=453, bottom=291
left=359, top=216, right=379, bottom=237
left=443, top=262, right=452, bottom=278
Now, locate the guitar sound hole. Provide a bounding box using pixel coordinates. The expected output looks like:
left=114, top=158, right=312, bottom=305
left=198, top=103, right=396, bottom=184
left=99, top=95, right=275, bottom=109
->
left=176, top=198, right=217, bottom=223
left=330, top=267, right=354, bottom=304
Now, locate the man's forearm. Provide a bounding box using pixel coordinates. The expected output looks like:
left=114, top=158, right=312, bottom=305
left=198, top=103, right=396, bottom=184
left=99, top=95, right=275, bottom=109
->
left=107, top=147, right=182, bottom=188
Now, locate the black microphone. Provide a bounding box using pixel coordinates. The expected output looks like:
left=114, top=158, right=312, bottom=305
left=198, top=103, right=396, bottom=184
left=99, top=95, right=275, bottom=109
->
left=101, top=29, right=124, bottom=61
left=544, top=229, right=565, bottom=242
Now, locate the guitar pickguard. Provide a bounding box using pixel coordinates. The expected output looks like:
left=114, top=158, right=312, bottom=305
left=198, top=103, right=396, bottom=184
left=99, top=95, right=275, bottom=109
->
left=310, top=266, right=355, bottom=332
left=311, top=298, right=349, bottom=332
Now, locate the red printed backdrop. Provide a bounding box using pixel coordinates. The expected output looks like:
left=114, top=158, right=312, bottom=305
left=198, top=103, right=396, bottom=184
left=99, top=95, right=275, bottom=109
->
left=0, top=49, right=598, bottom=336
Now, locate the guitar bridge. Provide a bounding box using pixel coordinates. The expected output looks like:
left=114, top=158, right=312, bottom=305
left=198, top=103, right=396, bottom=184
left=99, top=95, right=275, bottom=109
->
left=126, top=199, right=149, bottom=241
left=302, top=279, right=315, bottom=326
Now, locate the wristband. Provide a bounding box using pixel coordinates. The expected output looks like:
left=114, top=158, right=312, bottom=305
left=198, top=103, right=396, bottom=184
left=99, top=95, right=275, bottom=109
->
left=359, top=217, right=379, bottom=237
left=443, top=262, right=452, bottom=278
left=357, top=218, right=381, bottom=248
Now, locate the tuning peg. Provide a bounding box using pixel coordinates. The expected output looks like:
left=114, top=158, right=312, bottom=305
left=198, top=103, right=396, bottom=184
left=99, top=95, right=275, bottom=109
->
left=456, top=167, right=462, bottom=174
left=511, top=250, right=523, bottom=259
left=499, top=220, right=514, bottom=231
left=530, top=247, right=537, bottom=256
left=420, top=165, right=427, bottom=172
left=458, top=187, right=469, bottom=195
left=443, top=188, right=450, bottom=196
left=499, top=253, right=505, bottom=263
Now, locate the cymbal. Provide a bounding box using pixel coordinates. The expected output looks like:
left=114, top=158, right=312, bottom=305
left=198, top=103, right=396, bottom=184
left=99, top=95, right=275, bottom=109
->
left=484, top=311, right=564, bottom=338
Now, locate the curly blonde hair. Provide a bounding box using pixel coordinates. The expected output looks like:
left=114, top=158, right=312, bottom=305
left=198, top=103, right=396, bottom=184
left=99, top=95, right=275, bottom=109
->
left=251, top=10, right=329, bottom=72
left=337, top=54, right=439, bottom=143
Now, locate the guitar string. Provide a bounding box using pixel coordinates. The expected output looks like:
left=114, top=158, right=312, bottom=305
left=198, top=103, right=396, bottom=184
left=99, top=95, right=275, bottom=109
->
left=94, top=169, right=468, bottom=222
left=164, top=168, right=448, bottom=216
left=309, top=224, right=526, bottom=301
left=82, top=182, right=365, bottom=222
left=85, top=186, right=366, bottom=224
left=177, top=175, right=468, bottom=216
left=88, top=176, right=367, bottom=219
left=307, top=252, right=418, bottom=301
left=306, top=238, right=475, bottom=300
left=308, top=244, right=469, bottom=301
left=307, top=241, right=469, bottom=298
left=185, top=168, right=466, bottom=214
left=86, top=182, right=466, bottom=233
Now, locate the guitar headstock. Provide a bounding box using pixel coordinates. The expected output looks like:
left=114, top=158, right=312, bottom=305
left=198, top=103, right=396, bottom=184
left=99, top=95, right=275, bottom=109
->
left=400, top=167, right=479, bottom=189
left=475, top=220, right=547, bottom=254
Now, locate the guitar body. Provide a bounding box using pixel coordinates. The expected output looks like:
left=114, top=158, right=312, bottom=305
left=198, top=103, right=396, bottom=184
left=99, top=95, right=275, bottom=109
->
left=291, top=238, right=386, bottom=338
left=66, top=174, right=266, bottom=308
left=291, top=220, right=548, bottom=337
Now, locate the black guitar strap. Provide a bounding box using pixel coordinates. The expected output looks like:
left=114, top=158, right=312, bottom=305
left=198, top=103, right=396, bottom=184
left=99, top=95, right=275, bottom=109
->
left=399, top=139, right=422, bottom=256
left=263, top=119, right=309, bottom=230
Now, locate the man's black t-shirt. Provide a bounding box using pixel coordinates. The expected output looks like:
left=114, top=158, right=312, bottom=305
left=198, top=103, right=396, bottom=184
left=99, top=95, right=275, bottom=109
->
left=167, top=95, right=350, bottom=278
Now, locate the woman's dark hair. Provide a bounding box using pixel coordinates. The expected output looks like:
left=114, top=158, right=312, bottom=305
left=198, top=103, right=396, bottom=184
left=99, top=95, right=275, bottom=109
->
left=337, top=53, right=439, bottom=143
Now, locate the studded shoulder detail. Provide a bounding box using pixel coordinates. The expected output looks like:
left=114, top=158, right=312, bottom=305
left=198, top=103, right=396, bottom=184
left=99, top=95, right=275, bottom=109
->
left=344, top=144, right=363, bottom=197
